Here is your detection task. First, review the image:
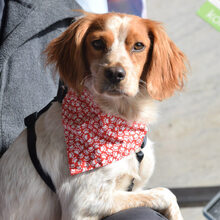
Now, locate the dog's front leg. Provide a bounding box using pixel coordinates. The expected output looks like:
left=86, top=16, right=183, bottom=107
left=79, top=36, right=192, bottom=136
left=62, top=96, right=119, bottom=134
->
left=110, top=188, right=183, bottom=220
left=58, top=181, right=182, bottom=220
left=58, top=180, right=114, bottom=220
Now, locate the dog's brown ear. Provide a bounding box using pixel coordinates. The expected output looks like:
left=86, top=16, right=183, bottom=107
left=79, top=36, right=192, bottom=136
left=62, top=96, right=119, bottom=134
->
left=143, top=20, right=187, bottom=101
left=45, top=16, right=93, bottom=91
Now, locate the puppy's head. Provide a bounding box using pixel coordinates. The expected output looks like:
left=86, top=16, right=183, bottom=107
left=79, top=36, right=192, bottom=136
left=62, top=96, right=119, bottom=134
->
left=45, top=12, right=187, bottom=101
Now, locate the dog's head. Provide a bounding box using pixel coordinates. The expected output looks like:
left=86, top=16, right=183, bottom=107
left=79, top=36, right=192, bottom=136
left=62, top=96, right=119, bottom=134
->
left=45, top=12, right=187, bottom=101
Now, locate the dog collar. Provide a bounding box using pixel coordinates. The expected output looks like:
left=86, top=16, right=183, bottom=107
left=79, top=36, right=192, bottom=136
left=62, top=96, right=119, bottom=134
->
left=62, top=89, right=148, bottom=175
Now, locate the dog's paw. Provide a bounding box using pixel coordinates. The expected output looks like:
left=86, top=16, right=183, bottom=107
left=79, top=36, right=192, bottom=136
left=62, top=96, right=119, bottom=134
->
left=146, top=187, right=183, bottom=220
left=163, top=203, right=183, bottom=220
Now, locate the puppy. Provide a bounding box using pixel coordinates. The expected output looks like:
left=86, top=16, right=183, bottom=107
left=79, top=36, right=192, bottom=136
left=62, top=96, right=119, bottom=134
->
left=0, top=12, right=187, bottom=220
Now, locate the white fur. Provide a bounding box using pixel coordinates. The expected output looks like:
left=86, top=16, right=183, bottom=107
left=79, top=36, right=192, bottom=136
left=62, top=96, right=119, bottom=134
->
left=105, top=16, right=131, bottom=64
left=105, top=16, right=139, bottom=96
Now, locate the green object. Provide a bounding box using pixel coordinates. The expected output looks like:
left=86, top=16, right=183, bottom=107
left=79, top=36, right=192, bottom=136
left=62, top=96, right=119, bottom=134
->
left=197, top=0, right=220, bottom=31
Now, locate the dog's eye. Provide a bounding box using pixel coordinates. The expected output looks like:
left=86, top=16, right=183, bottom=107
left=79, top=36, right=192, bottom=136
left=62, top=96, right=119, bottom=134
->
left=133, top=42, right=145, bottom=52
left=91, top=39, right=106, bottom=51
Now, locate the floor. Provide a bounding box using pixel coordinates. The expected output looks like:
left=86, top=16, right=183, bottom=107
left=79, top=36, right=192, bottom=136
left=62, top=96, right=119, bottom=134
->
left=146, top=0, right=220, bottom=219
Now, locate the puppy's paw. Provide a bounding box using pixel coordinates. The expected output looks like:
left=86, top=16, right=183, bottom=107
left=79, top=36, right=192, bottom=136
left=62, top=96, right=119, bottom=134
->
left=146, top=187, right=183, bottom=220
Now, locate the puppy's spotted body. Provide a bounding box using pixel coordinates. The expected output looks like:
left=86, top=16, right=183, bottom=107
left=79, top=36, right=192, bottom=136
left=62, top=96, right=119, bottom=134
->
left=0, top=12, right=187, bottom=220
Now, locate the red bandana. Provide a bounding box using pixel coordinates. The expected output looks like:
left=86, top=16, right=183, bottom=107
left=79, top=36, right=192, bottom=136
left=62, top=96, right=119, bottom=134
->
left=62, top=89, right=147, bottom=175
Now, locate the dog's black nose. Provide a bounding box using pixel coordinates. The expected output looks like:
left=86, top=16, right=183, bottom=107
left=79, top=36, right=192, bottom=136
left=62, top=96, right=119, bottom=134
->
left=104, top=66, right=126, bottom=83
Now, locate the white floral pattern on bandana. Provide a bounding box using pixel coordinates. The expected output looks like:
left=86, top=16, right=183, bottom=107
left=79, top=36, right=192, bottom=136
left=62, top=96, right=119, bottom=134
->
left=62, top=89, right=147, bottom=175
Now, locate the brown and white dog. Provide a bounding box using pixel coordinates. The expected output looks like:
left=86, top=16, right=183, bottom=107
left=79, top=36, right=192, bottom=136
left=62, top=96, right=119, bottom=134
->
left=0, top=12, right=187, bottom=220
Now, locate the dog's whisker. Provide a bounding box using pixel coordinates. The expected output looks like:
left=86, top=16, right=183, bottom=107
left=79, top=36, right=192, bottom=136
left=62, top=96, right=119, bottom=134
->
left=98, top=63, right=108, bottom=67
left=80, top=75, right=92, bottom=85
left=139, top=79, right=147, bottom=86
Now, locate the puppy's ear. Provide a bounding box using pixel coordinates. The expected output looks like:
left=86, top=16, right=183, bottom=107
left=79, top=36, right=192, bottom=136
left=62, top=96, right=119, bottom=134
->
left=143, top=20, right=187, bottom=100
left=45, top=16, right=93, bottom=91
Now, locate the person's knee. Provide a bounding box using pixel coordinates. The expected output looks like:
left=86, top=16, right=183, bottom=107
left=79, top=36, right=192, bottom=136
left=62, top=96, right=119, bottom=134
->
left=103, top=207, right=168, bottom=220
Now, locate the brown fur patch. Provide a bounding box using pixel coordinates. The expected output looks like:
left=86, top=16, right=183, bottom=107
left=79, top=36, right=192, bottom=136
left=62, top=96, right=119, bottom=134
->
left=142, top=20, right=188, bottom=100
left=44, top=15, right=95, bottom=92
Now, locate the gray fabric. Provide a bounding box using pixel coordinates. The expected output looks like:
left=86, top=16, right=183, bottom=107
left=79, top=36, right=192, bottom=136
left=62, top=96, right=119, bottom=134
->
left=0, top=0, right=4, bottom=28
left=103, top=207, right=168, bottom=220
left=0, top=0, right=82, bottom=155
